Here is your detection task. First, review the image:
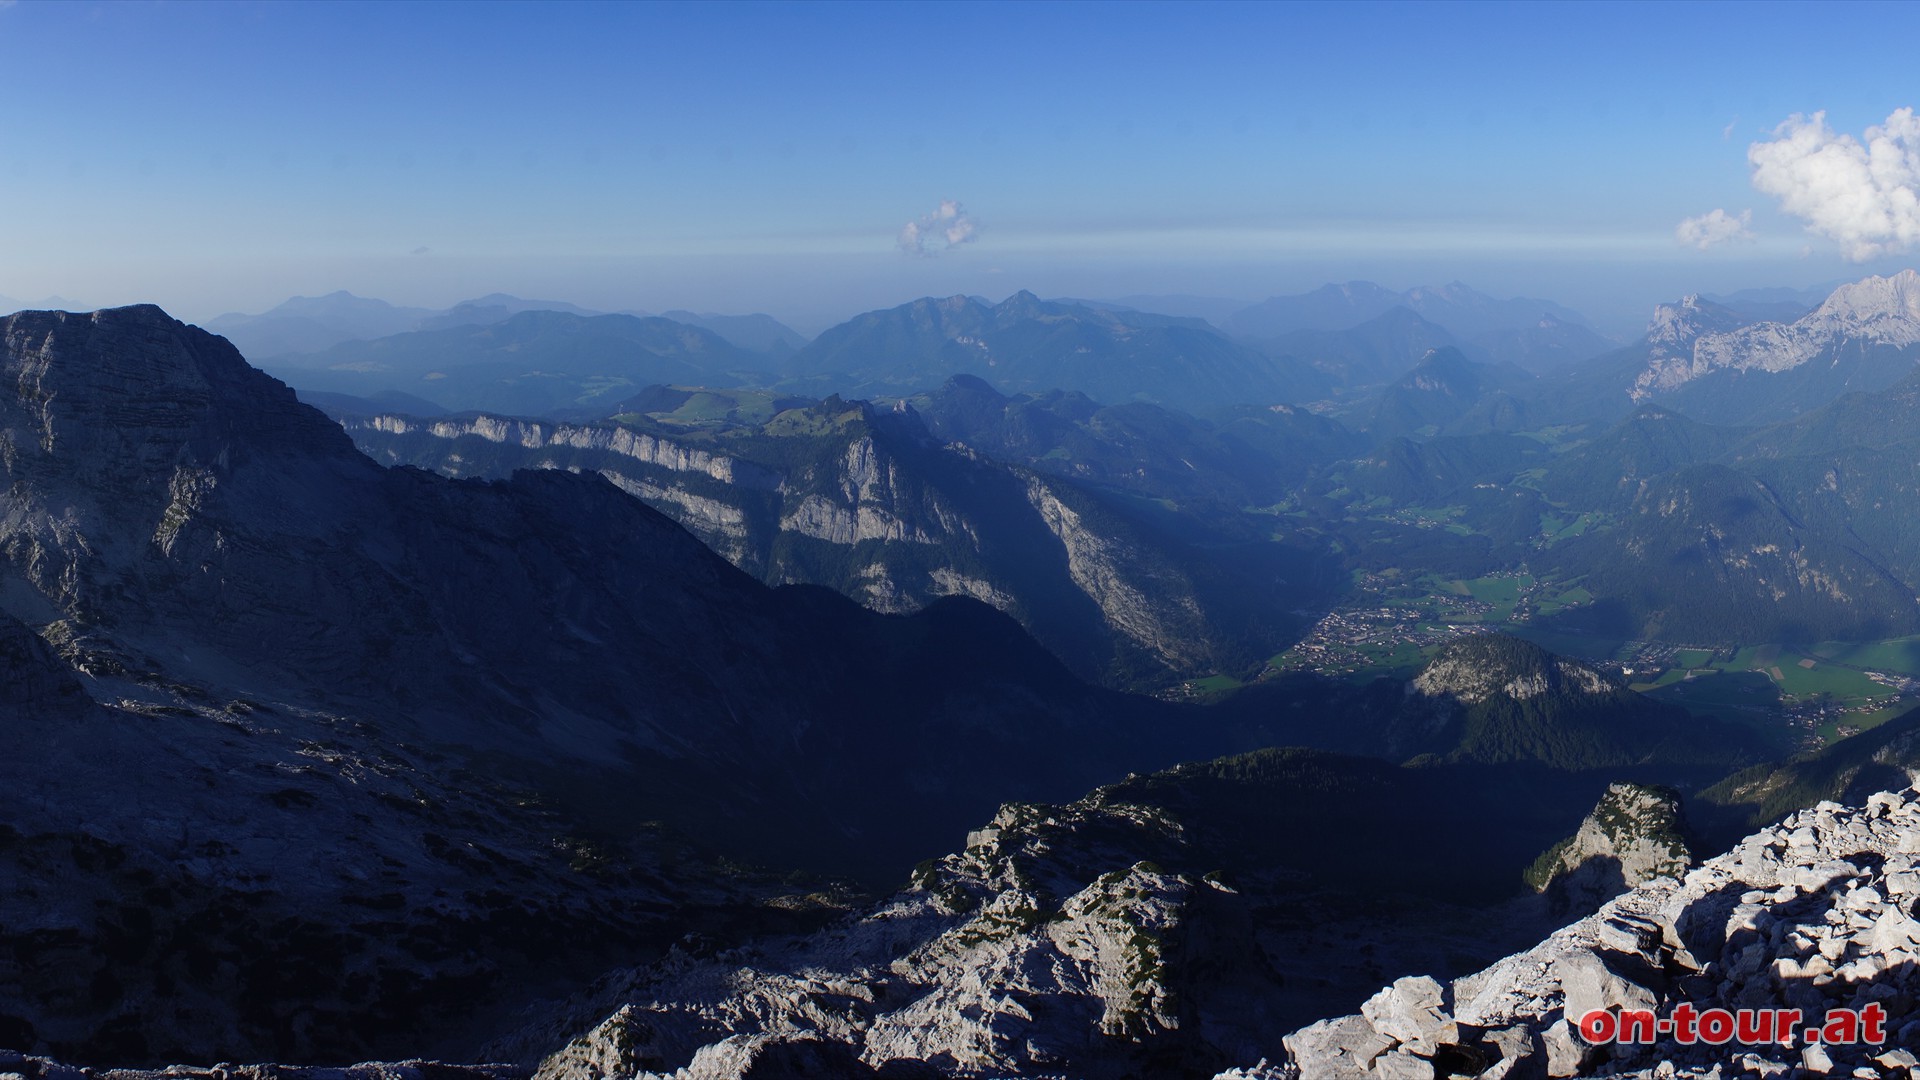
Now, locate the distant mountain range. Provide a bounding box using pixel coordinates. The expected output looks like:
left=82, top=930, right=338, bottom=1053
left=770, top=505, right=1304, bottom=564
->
left=1699, top=282, right=1839, bottom=323
left=181, top=280, right=1640, bottom=421
left=1224, top=279, right=1599, bottom=340
left=1223, top=281, right=1617, bottom=386
left=1352, top=345, right=1529, bottom=439
left=0, top=292, right=92, bottom=314
left=202, top=291, right=810, bottom=362
left=295, top=270, right=1920, bottom=656
left=906, top=374, right=1365, bottom=508
left=268, top=309, right=765, bottom=415
left=776, top=290, right=1293, bottom=410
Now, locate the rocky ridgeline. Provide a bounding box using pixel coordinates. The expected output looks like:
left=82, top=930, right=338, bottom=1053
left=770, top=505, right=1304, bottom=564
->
left=1269, top=787, right=1920, bottom=1079
left=509, top=799, right=1211, bottom=1080
left=502, top=755, right=1613, bottom=1080
left=0, top=1051, right=522, bottom=1080
left=337, top=398, right=1228, bottom=681
left=1411, top=647, right=1613, bottom=707
left=1633, top=271, right=1920, bottom=405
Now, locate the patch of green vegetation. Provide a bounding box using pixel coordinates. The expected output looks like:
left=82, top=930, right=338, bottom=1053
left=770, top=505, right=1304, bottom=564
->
left=1349, top=641, right=1429, bottom=678
left=1538, top=510, right=1603, bottom=546
left=1522, top=837, right=1574, bottom=891
left=1465, top=575, right=1524, bottom=608
left=1184, top=674, right=1243, bottom=698
left=1520, top=425, right=1588, bottom=448
left=1806, top=637, right=1920, bottom=678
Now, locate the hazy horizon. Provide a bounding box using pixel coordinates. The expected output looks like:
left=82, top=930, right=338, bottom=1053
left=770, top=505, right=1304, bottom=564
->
left=4, top=1, right=1919, bottom=336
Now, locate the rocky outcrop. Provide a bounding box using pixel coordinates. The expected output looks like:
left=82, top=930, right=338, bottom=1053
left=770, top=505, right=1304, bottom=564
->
left=1528, top=783, right=1693, bottom=917
left=506, top=743, right=1670, bottom=1080
left=1411, top=640, right=1614, bottom=706
left=511, top=801, right=1219, bottom=1080
left=1273, top=787, right=1920, bottom=1079
left=0, top=609, right=88, bottom=714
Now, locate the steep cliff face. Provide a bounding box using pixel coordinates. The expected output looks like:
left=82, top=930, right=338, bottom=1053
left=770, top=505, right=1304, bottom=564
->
left=1021, top=475, right=1214, bottom=673
left=1640, top=271, right=1920, bottom=395
left=335, top=397, right=1316, bottom=686
left=0, top=309, right=1191, bottom=854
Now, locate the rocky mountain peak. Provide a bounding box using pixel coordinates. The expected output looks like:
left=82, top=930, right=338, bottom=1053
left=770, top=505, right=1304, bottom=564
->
left=1411, top=634, right=1616, bottom=705
left=1807, top=267, right=1920, bottom=331
left=1643, top=294, right=1746, bottom=351
left=1635, top=271, right=1920, bottom=401
left=1, top=304, right=359, bottom=469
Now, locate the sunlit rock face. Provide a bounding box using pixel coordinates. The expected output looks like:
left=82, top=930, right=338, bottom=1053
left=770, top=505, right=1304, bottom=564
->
left=1632, top=272, right=1920, bottom=420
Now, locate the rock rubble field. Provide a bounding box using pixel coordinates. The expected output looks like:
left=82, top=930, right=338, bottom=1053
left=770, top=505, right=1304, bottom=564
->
left=1268, top=787, right=1920, bottom=1079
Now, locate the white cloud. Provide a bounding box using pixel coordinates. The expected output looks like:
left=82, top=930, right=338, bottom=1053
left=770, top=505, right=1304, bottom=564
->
left=1675, top=208, right=1755, bottom=250
left=897, top=199, right=981, bottom=257
left=1748, top=108, right=1920, bottom=261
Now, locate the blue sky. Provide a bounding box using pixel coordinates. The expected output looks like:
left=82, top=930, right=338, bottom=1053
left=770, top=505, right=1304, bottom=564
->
left=2, top=0, right=1917, bottom=333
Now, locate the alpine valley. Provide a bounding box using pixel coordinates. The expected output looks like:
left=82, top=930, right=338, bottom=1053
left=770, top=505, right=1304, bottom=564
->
left=9, top=269, right=1920, bottom=1080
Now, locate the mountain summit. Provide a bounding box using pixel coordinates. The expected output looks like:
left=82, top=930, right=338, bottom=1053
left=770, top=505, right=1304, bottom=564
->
left=1624, top=271, right=1920, bottom=422
left=782, top=292, right=1289, bottom=408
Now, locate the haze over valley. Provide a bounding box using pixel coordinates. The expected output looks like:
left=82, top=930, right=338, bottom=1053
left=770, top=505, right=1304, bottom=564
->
left=10, top=3, right=1920, bottom=1079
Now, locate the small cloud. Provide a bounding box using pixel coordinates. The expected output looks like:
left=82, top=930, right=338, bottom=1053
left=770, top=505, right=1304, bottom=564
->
left=410, top=246, right=430, bottom=256
left=898, top=199, right=982, bottom=257
left=1748, top=107, right=1920, bottom=261
left=1722, top=117, right=1739, bottom=140
left=1675, top=208, right=1755, bottom=250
